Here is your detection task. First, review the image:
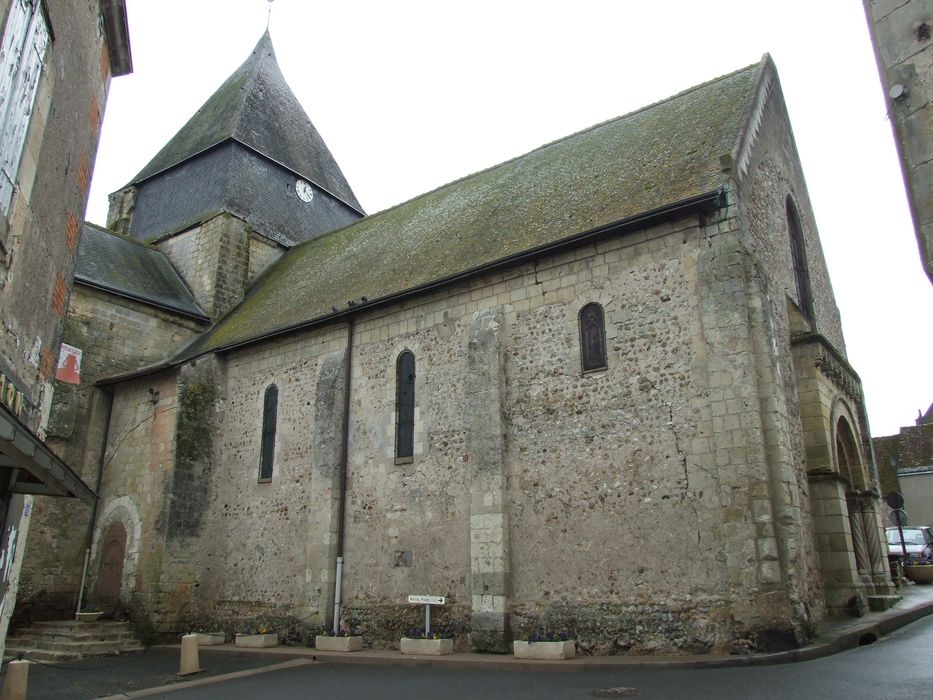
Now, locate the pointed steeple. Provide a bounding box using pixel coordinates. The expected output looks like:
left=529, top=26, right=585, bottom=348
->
left=132, top=31, right=362, bottom=213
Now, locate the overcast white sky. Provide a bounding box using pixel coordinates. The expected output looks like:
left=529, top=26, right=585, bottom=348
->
left=86, top=0, right=932, bottom=437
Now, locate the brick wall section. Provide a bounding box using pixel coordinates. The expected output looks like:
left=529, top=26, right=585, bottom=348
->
left=51, top=272, right=67, bottom=318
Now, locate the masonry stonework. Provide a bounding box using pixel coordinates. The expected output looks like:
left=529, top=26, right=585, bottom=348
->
left=14, top=49, right=892, bottom=657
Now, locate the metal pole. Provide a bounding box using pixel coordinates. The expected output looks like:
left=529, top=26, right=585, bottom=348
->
left=332, top=556, right=343, bottom=634
left=425, top=604, right=431, bottom=637
left=332, top=319, right=353, bottom=633
left=76, top=389, right=113, bottom=616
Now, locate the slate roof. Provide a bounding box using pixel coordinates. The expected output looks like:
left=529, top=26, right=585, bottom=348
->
left=76, top=224, right=207, bottom=320
left=129, top=31, right=362, bottom=214
left=170, top=56, right=771, bottom=362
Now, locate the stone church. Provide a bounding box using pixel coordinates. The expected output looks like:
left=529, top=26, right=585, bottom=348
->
left=14, top=33, right=894, bottom=654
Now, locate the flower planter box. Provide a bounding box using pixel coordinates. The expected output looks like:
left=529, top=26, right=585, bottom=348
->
left=315, top=635, right=363, bottom=652
left=194, top=632, right=226, bottom=646
left=904, top=565, right=933, bottom=584
left=400, top=637, right=453, bottom=655
left=513, top=640, right=576, bottom=660
left=75, top=611, right=103, bottom=622
left=235, top=633, right=279, bottom=648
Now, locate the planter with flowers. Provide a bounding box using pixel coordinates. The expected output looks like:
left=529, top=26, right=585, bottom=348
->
left=904, top=557, right=933, bottom=584
left=400, top=628, right=453, bottom=656
left=315, top=625, right=363, bottom=652
left=235, top=626, right=279, bottom=648
left=513, top=630, right=576, bottom=660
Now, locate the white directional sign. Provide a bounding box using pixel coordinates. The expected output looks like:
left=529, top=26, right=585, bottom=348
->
left=408, top=595, right=445, bottom=605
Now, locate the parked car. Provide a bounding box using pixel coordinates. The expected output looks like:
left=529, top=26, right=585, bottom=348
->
left=885, top=526, right=933, bottom=560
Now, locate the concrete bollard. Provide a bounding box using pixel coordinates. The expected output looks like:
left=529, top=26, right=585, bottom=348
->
left=0, top=659, right=29, bottom=700
left=178, top=634, right=201, bottom=675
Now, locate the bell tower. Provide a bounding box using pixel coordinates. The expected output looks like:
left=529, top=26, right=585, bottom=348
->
left=106, top=32, right=363, bottom=318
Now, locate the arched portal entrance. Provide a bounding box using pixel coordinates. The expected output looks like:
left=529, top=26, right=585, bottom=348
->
left=836, top=415, right=887, bottom=590
left=95, top=522, right=127, bottom=614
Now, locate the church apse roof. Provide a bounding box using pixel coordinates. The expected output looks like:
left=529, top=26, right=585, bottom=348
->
left=75, top=224, right=208, bottom=320
left=129, top=31, right=362, bottom=214
left=168, top=56, right=771, bottom=362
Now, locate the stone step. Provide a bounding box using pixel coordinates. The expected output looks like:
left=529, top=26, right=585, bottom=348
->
left=29, top=620, right=132, bottom=631
left=4, top=619, right=145, bottom=663
left=868, top=594, right=902, bottom=612
left=7, top=638, right=141, bottom=654
left=11, top=629, right=137, bottom=643
left=5, top=647, right=81, bottom=663
left=5, top=642, right=145, bottom=662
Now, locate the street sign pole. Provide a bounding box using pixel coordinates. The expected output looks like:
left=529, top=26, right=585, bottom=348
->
left=407, top=595, right=446, bottom=637
left=886, top=493, right=909, bottom=564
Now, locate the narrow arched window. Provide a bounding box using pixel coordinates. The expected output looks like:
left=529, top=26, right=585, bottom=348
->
left=579, top=303, right=607, bottom=373
left=787, top=198, right=814, bottom=323
left=259, top=384, right=278, bottom=481
left=395, top=351, right=415, bottom=463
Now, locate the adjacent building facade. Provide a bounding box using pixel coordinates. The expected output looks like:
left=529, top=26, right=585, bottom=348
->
left=875, top=404, right=933, bottom=526
left=863, top=0, right=933, bottom=284
left=15, top=34, right=894, bottom=654
left=0, top=0, right=131, bottom=658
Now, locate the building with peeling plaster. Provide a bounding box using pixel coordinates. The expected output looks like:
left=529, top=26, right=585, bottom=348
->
left=14, top=32, right=896, bottom=655
left=0, top=0, right=131, bottom=660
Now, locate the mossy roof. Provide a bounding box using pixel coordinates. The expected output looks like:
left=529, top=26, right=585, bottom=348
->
left=174, top=57, right=768, bottom=361
left=76, top=223, right=207, bottom=319
left=130, top=31, right=362, bottom=213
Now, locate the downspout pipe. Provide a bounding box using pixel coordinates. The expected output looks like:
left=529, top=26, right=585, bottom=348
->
left=76, top=387, right=113, bottom=615
left=332, top=317, right=353, bottom=633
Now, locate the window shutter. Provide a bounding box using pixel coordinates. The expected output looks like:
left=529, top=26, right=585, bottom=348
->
left=0, top=0, right=49, bottom=213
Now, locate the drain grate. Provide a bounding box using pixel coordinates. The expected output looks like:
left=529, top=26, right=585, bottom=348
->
left=591, top=687, right=640, bottom=698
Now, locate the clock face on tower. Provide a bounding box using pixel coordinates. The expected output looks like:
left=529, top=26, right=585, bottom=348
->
left=295, top=179, right=314, bottom=203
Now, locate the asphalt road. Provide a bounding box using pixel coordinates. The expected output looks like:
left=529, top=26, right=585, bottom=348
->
left=138, top=616, right=933, bottom=700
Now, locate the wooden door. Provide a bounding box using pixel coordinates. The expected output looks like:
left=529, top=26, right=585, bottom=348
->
left=95, top=522, right=126, bottom=613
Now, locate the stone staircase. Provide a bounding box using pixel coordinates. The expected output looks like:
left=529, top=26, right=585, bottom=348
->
left=5, top=620, right=144, bottom=662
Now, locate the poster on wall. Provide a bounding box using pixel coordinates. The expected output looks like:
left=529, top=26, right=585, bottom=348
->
left=55, top=343, right=82, bottom=385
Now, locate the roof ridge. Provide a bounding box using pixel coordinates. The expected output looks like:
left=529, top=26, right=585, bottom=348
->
left=231, top=31, right=274, bottom=144
left=315, top=59, right=763, bottom=236
left=82, top=221, right=160, bottom=251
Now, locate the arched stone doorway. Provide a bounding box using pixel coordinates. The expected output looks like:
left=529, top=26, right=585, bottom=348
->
left=835, top=415, right=888, bottom=592
left=95, top=522, right=127, bottom=614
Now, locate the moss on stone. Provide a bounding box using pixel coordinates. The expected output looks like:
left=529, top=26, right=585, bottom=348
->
left=177, top=58, right=766, bottom=361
